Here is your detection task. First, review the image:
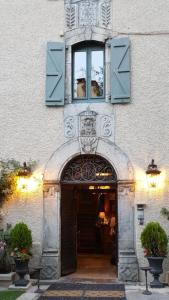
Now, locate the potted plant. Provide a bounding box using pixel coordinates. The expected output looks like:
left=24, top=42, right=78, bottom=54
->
left=141, top=221, right=168, bottom=288
left=10, top=222, right=32, bottom=286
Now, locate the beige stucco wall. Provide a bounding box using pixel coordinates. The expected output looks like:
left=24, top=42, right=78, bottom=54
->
left=0, top=0, right=169, bottom=280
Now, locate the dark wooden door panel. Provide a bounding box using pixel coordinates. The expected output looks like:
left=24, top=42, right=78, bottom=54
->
left=61, top=187, right=77, bottom=275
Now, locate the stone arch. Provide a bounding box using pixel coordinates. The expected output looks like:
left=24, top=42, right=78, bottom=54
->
left=44, top=138, right=134, bottom=182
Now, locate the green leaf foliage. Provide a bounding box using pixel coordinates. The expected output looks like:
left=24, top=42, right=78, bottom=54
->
left=140, top=222, right=168, bottom=257
left=10, top=222, right=32, bottom=251
left=0, top=159, right=21, bottom=200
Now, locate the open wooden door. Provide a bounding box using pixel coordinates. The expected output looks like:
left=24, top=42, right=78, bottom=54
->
left=61, top=185, right=77, bottom=275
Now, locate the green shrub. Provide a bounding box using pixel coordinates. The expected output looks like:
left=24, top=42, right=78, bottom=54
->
left=140, top=222, right=168, bottom=257
left=10, top=222, right=32, bottom=252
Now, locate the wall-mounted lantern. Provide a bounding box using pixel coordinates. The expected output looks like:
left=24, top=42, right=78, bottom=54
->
left=137, top=204, right=145, bottom=225
left=18, top=162, right=31, bottom=177
left=17, top=162, right=32, bottom=192
left=17, top=162, right=42, bottom=193
left=146, top=159, right=161, bottom=188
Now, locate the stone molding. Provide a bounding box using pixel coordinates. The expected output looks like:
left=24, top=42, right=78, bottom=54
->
left=118, top=180, right=135, bottom=195
left=43, top=138, right=134, bottom=181
left=43, top=181, right=60, bottom=197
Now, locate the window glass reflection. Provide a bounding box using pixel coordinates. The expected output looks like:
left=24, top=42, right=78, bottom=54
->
left=91, top=51, right=104, bottom=97
left=74, top=52, right=86, bottom=98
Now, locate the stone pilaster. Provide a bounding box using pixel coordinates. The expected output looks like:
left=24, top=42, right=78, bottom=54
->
left=117, top=181, right=138, bottom=282
left=41, top=181, right=61, bottom=279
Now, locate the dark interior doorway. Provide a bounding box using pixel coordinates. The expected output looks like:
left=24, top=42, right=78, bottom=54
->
left=61, top=183, right=118, bottom=276
left=76, top=185, right=117, bottom=257
left=60, top=155, right=118, bottom=277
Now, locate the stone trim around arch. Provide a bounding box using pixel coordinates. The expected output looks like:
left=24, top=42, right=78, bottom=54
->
left=41, top=139, right=138, bottom=282
left=43, top=138, right=134, bottom=182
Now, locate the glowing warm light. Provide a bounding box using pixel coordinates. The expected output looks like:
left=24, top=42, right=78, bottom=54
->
left=89, top=185, right=111, bottom=190
left=135, top=167, right=165, bottom=191
left=99, top=212, right=105, bottom=219
left=96, top=172, right=112, bottom=177
left=89, top=186, right=94, bottom=190
left=100, top=186, right=111, bottom=190
left=146, top=174, right=159, bottom=188
left=17, top=172, right=42, bottom=193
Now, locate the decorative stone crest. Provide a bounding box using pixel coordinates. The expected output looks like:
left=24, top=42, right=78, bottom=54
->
left=79, top=1, right=97, bottom=26
left=64, top=0, right=112, bottom=30
left=79, top=107, right=98, bottom=154
left=64, top=105, right=114, bottom=146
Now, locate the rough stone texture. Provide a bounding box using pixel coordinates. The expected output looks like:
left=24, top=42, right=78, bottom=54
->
left=0, top=0, right=169, bottom=282
left=113, top=0, right=169, bottom=33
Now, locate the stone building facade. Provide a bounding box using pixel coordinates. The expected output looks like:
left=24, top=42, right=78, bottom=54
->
left=0, top=0, right=169, bottom=282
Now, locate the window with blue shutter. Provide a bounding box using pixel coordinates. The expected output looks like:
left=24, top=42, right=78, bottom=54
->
left=72, top=41, right=105, bottom=102
left=111, top=37, right=130, bottom=103
left=45, top=42, right=65, bottom=106
left=45, top=38, right=131, bottom=106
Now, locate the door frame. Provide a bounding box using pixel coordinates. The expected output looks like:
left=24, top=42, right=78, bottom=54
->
left=42, top=139, right=138, bottom=281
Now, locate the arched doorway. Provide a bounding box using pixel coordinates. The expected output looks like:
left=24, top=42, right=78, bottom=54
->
left=42, top=138, right=138, bottom=281
left=60, top=154, right=118, bottom=278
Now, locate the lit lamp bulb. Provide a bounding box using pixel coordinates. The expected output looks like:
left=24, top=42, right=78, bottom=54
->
left=146, top=159, right=161, bottom=188
left=99, top=212, right=105, bottom=219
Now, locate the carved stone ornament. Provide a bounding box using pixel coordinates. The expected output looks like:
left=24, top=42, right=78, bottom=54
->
left=64, top=116, right=75, bottom=138
left=64, top=106, right=114, bottom=145
left=79, top=0, right=97, bottom=26
left=65, top=2, right=77, bottom=30
left=100, top=115, right=112, bottom=137
left=79, top=107, right=98, bottom=154
left=99, top=0, right=111, bottom=28
left=64, top=0, right=111, bottom=30
left=118, top=182, right=135, bottom=196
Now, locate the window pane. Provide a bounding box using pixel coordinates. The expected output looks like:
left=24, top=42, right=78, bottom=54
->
left=91, top=51, right=104, bottom=97
left=74, top=52, right=86, bottom=98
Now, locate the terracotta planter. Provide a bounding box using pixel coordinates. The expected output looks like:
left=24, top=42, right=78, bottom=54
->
left=147, top=256, right=165, bottom=288
left=14, top=259, right=29, bottom=286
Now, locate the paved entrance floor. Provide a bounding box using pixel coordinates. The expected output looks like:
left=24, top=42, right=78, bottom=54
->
left=126, top=285, right=169, bottom=300
left=65, top=254, right=117, bottom=281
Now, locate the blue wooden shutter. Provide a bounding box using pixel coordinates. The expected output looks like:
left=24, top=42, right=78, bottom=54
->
left=111, top=37, right=130, bottom=103
left=45, top=42, right=65, bottom=106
